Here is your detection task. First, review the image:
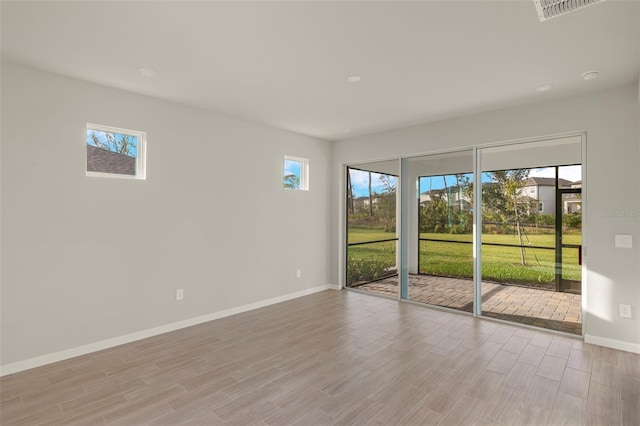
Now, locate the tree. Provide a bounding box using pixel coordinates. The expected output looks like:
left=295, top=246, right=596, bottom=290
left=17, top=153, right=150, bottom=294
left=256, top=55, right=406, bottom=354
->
left=90, top=132, right=136, bottom=156
left=453, top=173, right=473, bottom=233
left=442, top=175, right=452, bottom=228
left=483, top=169, right=530, bottom=265
left=454, top=173, right=470, bottom=212
left=368, top=172, right=374, bottom=217
left=347, top=169, right=355, bottom=214
left=377, top=174, right=397, bottom=232
left=420, top=193, right=448, bottom=233
left=420, top=176, right=449, bottom=234
left=283, top=174, right=300, bottom=189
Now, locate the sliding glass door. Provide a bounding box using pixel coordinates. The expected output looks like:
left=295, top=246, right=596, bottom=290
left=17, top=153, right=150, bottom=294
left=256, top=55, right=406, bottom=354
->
left=478, top=137, right=583, bottom=334
left=557, top=167, right=582, bottom=294
left=344, top=135, right=583, bottom=335
left=401, top=151, right=475, bottom=312
left=345, top=161, right=399, bottom=298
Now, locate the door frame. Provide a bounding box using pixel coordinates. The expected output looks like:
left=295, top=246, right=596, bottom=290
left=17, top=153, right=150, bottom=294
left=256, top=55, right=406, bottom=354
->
left=556, top=184, right=582, bottom=293
left=339, top=131, right=587, bottom=336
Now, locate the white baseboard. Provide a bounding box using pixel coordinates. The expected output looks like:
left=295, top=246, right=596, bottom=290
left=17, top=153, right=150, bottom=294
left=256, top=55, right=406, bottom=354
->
left=584, top=333, right=640, bottom=354
left=0, top=284, right=337, bottom=376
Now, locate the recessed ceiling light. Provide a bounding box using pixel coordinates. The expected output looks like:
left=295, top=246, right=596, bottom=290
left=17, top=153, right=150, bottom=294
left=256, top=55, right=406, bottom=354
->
left=137, top=67, right=157, bottom=77
left=581, top=70, right=600, bottom=81
left=536, top=84, right=555, bottom=93
left=347, top=75, right=361, bottom=83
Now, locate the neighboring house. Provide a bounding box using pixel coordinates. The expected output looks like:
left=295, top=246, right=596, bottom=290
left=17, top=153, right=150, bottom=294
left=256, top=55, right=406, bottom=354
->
left=352, top=195, right=378, bottom=211
left=349, top=196, right=380, bottom=214
left=86, top=145, right=136, bottom=176
left=419, top=186, right=471, bottom=211
left=563, top=182, right=583, bottom=214
left=357, top=196, right=379, bottom=208
left=521, top=177, right=577, bottom=216
left=353, top=194, right=398, bottom=212
left=419, top=177, right=581, bottom=216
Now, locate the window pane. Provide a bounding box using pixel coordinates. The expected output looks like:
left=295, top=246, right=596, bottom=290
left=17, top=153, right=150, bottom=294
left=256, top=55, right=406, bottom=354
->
left=346, top=163, right=398, bottom=292
left=283, top=156, right=308, bottom=190
left=283, top=159, right=301, bottom=189
left=86, top=127, right=140, bottom=177
left=559, top=165, right=582, bottom=189
left=479, top=140, right=583, bottom=336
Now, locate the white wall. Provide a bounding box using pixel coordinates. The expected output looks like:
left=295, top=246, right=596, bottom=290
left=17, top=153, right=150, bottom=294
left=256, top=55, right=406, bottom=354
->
left=539, top=186, right=556, bottom=216
left=332, top=82, right=640, bottom=351
left=0, top=63, right=332, bottom=370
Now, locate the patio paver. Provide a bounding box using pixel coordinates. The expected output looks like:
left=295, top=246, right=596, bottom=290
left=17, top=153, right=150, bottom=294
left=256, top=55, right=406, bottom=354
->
left=353, top=274, right=582, bottom=335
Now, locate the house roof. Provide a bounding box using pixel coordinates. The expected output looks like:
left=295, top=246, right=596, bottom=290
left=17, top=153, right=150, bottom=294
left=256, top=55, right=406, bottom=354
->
left=87, top=145, right=136, bottom=176
left=420, top=185, right=466, bottom=196
left=525, top=177, right=573, bottom=187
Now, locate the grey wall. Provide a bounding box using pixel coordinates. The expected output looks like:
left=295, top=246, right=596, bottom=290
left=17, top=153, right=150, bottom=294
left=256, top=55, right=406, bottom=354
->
left=332, top=82, right=640, bottom=349
left=1, top=62, right=638, bottom=369
left=1, top=63, right=332, bottom=367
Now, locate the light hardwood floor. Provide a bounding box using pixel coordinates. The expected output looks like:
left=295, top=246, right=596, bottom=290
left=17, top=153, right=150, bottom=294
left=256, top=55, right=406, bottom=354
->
left=1, top=290, right=638, bottom=425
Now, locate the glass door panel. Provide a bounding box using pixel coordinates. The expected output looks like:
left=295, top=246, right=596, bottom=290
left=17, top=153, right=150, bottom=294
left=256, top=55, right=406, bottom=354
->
left=346, top=161, right=399, bottom=298
left=558, top=191, right=582, bottom=292
left=404, top=151, right=474, bottom=312
left=343, top=136, right=584, bottom=336
left=479, top=138, right=582, bottom=335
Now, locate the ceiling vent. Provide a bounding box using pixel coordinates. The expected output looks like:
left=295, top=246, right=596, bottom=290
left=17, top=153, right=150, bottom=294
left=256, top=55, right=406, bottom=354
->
left=534, top=0, right=606, bottom=22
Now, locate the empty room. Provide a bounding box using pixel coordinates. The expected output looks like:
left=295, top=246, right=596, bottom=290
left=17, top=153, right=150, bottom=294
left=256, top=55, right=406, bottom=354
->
left=1, top=1, right=639, bottom=425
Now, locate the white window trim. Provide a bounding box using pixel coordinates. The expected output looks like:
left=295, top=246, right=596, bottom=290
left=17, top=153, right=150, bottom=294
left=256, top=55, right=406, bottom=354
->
left=538, top=201, right=544, bottom=213
left=283, top=155, right=309, bottom=191
left=86, top=123, right=147, bottom=180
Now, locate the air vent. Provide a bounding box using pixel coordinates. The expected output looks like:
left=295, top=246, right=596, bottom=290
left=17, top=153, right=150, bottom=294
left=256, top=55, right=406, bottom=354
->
left=534, top=0, right=606, bottom=22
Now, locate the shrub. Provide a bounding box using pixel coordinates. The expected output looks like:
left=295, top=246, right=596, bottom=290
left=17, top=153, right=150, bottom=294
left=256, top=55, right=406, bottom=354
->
left=563, top=213, right=582, bottom=230
left=522, top=214, right=555, bottom=227
left=347, top=257, right=395, bottom=285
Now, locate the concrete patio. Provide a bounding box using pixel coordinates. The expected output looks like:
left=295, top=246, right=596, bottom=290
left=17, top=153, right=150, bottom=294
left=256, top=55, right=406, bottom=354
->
left=353, top=274, right=582, bottom=335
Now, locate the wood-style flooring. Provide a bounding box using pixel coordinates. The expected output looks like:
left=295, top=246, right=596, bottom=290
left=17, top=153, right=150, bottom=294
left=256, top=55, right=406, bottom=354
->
left=1, top=290, right=638, bottom=425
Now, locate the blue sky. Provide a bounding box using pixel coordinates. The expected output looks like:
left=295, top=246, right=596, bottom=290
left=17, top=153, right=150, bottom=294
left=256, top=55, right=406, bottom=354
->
left=530, top=165, right=581, bottom=182
left=283, top=159, right=301, bottom=177
left=419, top=166, right=581, bottom=193
left=349, top=166, right=582, bottom=197
left=349, top=169, right=397, bottom=197
left=86, top=130, right=138, bottom=157
left=420, top=173, right=472, bottom=193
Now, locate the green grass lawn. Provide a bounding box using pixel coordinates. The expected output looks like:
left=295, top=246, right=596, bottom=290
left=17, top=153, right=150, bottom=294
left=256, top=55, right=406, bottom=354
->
left=347, top=227, right=581, bottom=287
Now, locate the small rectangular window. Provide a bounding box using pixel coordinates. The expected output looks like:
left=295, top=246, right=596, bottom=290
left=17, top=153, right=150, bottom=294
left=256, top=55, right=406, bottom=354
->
left=86, top=124, right=146, bottom=179
left=538, top=202, right=544, bottom=213
left=283, top=156, right=308, bottom=190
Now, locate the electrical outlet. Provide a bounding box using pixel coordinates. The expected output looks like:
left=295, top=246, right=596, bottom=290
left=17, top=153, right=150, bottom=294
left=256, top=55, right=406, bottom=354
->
left=296, top=269, right=302, bottom=279
left=176, top=289, right=184, bottom=301
left=619, top=304, right=632, bottom=318
left=614, top=235, right=632, bottom=249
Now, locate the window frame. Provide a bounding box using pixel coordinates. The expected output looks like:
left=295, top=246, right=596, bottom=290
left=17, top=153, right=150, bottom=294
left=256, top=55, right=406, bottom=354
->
left=86, top=123, right=147, bottom=180
left=283, top=155, right=309, bottom=191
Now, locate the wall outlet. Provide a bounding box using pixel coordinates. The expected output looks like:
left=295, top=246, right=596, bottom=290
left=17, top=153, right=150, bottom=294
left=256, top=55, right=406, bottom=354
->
left=176, top=289, right=184, bottom=301
left=619, top=304, right=632, bottom=318
left=296, top=269, right=302, bottom=279
left=614, top=235, right=632, bottom=249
